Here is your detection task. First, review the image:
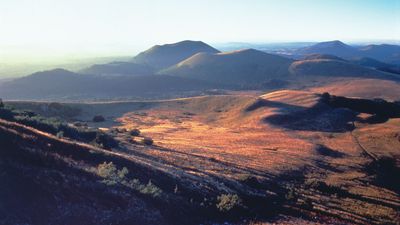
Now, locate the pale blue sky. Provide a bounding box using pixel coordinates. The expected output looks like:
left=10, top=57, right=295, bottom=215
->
left=0, top=0, right=399, bottom=58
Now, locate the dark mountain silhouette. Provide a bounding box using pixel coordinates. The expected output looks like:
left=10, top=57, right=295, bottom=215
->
left=0, top=69, right=216, bottom=100
left=295, top=41, right=400, bottom=65
left=81, top=62, right=155, bottom=76
left=350, top=57, right=400, bottom=74
left=351, top=57, right=391, bottom=68
left=132, top=40, right=220, bottom=70
left=1, top=41, right=399, bottom=100
left=161, top=49, right=293, bottom=86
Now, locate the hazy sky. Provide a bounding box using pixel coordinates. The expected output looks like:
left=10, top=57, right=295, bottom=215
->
left=1, top=0, right=399, bottom=59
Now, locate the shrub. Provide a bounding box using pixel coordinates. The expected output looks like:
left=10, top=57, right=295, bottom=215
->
left=93, top=115, right=105, bottom=122
left=142, top=137, right=154, bottom=145
left=216, top=194, right=242, bottom=212
left=128, top=179, right=163, bottom=198
left=130, top=128, right=141, bottom=136
left=97, top=162, right=129, bottom=186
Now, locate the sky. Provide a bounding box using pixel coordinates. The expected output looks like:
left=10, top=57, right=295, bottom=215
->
left=0, top=0, right=399, bottom=60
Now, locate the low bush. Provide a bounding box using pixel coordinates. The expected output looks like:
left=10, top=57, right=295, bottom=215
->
left=0, top=107, right=15, bottom=120
left=96, top=162, right=163, bottom=198
left=1, top=106, right=118, bottom=148
left=142, top=137, right=154, bottom=145
left=130, top=128, right=141, bottom=136
left=95, top=133, right=119, bottom=149
left=216, top=194, right=242, bottom=212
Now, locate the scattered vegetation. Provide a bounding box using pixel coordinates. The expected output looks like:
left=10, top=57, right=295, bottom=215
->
left=96, top=162, right=162, bottom=198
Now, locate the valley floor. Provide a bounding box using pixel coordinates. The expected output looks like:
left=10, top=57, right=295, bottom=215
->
left=4, top=90, right=400, bottom=224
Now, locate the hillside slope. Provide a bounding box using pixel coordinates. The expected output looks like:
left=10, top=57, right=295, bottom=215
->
left=132, top=40, right=220, bottom=70
left=289, top=58, right=397, bottom=79
left=161, top=49, right=293, bottom=87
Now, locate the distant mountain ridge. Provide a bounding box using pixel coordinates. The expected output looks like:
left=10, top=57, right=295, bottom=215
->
left=296, top=40, right=359, bottom=58
left=1, top=40, right=400, bottom=100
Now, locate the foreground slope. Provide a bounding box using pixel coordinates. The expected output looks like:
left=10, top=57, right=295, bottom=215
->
left=5, top=89, right=400, bottom=224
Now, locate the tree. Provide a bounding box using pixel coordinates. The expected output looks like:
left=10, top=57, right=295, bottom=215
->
left=0, top=98, right=4, bottom=108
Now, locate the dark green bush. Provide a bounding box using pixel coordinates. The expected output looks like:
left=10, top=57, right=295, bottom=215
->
left=142, top=137, right=154, bottom=145
left=216, top=194, right=242, bottom=212
left=95, top=133, right=119, bottom=149
left=0, top=107, right=15, bottom=120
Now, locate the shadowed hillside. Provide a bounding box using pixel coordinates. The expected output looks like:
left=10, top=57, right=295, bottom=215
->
left=0, top=69, right=217, bottom=100
left=289, top=58, right=398, bottom=79
left=81, top=61, right=155, bottom=76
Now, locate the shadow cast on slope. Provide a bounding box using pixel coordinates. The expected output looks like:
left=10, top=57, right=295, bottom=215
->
left=261, top=100, right=357, bottom=132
